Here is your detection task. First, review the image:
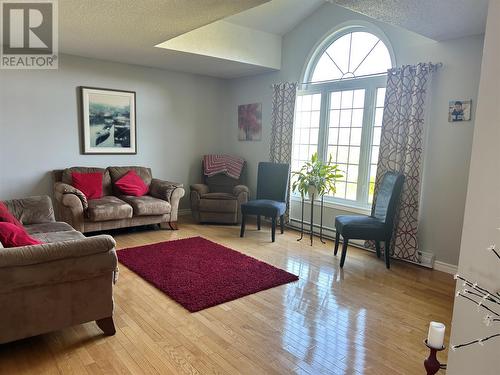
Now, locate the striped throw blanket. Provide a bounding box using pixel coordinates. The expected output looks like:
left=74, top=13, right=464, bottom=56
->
left=203, top=155, right=244, bottom=179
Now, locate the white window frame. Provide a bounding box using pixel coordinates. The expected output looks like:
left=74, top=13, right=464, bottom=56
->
left=293, top=23, right=395, bottom=211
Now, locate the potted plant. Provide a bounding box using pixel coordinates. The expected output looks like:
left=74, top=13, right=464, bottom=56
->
left=291, top=152, right=344, bottom=201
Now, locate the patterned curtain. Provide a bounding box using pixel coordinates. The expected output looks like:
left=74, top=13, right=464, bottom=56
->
left=270, top=82, right=297, bottom=222
left=368, top=63, right=436, bottom=262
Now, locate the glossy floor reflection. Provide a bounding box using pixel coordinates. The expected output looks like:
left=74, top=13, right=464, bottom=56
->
left=0, top=217, right=454, bottom=374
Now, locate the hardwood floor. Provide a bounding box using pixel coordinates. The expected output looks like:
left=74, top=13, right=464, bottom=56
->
left=0, top=217, right=455, bottom=374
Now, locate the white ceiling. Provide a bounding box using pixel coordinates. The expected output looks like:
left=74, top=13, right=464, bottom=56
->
left=59, top=0, right=489, bottom=79
left=332, top=0, right=488, bottom=41
left=226, top=0, right=325, bottom=35
left=59, top=0, right=269, bottom=77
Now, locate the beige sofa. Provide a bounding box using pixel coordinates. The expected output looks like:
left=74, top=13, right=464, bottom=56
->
left=53, top=166, right=185, bottom=233
left=0, top=196, right=117, bottom=344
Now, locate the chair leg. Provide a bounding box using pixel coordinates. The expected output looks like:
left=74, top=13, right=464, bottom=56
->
left=257, top=215, right=261, bottom=230
left=384, top=236, right=391, bottom=269
left=280, top=215, right=284, bottom=234
left=271, top=216, right=276, bottom=242
left=240, top=215, right=246, bottom=238
left=375, top=241, right=381, bottom=259
left=340, top=238, right=349, bottom=268
left=334, top=232, right=340, bottom=255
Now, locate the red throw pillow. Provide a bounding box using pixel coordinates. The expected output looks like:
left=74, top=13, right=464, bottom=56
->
left=0, top=201, right=23, bottom=227
left=71, top=172, right=103, bottom=200
left=115, top=170, right=149, bottom=196
left=0, top=222, right=42, bottom=248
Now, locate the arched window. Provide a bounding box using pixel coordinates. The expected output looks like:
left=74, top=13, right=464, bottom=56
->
left=292, top=26, right=394, bottom=208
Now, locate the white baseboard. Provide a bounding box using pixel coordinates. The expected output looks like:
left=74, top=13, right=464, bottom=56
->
left=178, top=208, right=191, bottom=216
left=433, top=260, right=458, bottom=275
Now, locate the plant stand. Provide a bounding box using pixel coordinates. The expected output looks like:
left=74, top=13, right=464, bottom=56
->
left=297, top=194, right=326, bottom=246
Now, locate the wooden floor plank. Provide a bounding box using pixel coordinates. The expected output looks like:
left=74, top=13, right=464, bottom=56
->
left=0, top=217, right=454, bottom=374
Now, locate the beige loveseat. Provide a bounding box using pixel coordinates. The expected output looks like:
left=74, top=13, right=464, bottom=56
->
left=0, top=196, right=117, bottom=344
left=53, top=166, right=185, bottom=233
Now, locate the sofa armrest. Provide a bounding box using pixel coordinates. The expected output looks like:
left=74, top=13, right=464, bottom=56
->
left=233, top=185, right=249, bottom=223
left=0, top=235, right=117, bottom=294
left=3, top=196, right=55, bottom=225
left=0, top=235, right=116, bottom=268
left=233, top=185, right=249, bottom=197
left=190, top=184, right=209, bottom=196
left=54, top=182, right=88, bottom=209
left=150, top=179, right=185, bottom=222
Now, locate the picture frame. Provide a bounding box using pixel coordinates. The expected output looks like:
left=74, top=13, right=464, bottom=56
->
left=79, top=86, right=137, bottom=154
left=238, top=103, right=262, bottom=141
left=448, top=99, right=472, bottom=122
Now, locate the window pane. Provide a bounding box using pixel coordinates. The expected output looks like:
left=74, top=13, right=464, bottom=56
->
left=292, top=94, right=321, bottom=176
left=353, top=89, right=365, bottom=108
left=335, top=181, right=346, bottom=199
left=374, top=108, right=383, bottom=127
left=376, top=88, right=386, bottom=107
left=340, top=109, right=352, bottom=126
left=338, top=128, right=350, bottom=145
left=331, top=92, right=341, bottom=109
left=337, top=146, right=349, bottom=163
left=310, top=32, right=392, bottom=82
left=328, top=146, right=338, bottom=161
left=350, top=128, right=362, bottom=146
left=347, top=165, right=359, bottom=183
left=311, top=111, right=320, bottom=127
left=351, top=109, right=364, bottom=127
left=330, top=110, right=340, bottom=127
left=328, top=128, right=338, bottom=144
left=349, top=147, right=360, bottom=164
left=346, top=183, right=357, bottom=200
left=372, top=126, right=381, bottom=146
left=341, top=90, right=354, bottom=108
left=371, top=145, right=379, bottom=163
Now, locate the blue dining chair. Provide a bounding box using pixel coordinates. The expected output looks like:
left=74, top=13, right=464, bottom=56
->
left=240, top=162, right=290, bottom=242
left=334, top=172, right=405, bottom=269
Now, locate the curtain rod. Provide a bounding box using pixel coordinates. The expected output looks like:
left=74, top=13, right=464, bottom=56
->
left=271, top=62, right=443, bottom=88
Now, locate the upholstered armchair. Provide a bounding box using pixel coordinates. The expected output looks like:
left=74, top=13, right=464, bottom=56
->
left=190, top=162, right=248, bottom=224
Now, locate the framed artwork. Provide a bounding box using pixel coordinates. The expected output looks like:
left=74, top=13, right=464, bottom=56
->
left=448, top=99, right=472, bottom=122
left=80, top=87, right=136, bottom=154
left=238, top=103, right=262, bottom=141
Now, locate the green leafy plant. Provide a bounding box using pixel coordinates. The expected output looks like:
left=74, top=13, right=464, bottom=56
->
left=291, top=152, right=344, bottom=199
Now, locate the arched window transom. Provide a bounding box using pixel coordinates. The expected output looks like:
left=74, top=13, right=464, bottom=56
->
left=310, top=31, right=392, bottom=83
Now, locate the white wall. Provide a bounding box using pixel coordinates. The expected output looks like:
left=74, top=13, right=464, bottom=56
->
left=0, top=54, right=229, bottom=208
left=447, top=1, right=500, bottom=373
left=222, top=3, right=483, bottom=266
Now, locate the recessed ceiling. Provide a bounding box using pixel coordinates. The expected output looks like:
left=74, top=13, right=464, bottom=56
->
left=332, top=0, right=488, bottom=41
left=59, top=0, right=269, bottom=77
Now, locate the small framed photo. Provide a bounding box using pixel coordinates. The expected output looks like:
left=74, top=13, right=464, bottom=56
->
left=448, top=99, right=471, bottom=122
left=238, top=103, right=262, bottom=141
left=80, top=87, right=136, bottom=154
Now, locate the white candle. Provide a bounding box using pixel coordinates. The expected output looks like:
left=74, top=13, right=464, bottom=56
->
left=427, top=321, right=445, bottom=349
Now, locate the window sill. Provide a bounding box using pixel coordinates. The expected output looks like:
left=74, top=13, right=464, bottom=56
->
left=291, top=195, right=371, bottom=215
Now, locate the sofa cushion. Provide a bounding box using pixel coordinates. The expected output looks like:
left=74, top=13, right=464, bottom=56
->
left=31, top=229, right=85, bottom=244
left=87, top=196, right=133, bottom=222
left=24, top=222, right=75, bottom=235
left=115, top=170, right=149, bottom=196
left=62, top=167, right=113, bottom=196
left=71, top=172, right=104, bottom=200
left=108, top=166, right=152, bottom=194
left=0, top=201, right=23, bottom=227
left=199, top=197, right=238, bottom=213
left=120, top=195, right=171, bottom=216
left=201, top=192, right=236, bottom=200
left=0, top=222, right=42, bottom=247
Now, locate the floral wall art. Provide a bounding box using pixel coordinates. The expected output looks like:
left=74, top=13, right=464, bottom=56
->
left=238, top=103, right=262, bottom=141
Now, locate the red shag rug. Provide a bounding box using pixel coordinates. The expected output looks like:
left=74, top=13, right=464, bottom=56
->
left=117, top=236, right=299, bottom=312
